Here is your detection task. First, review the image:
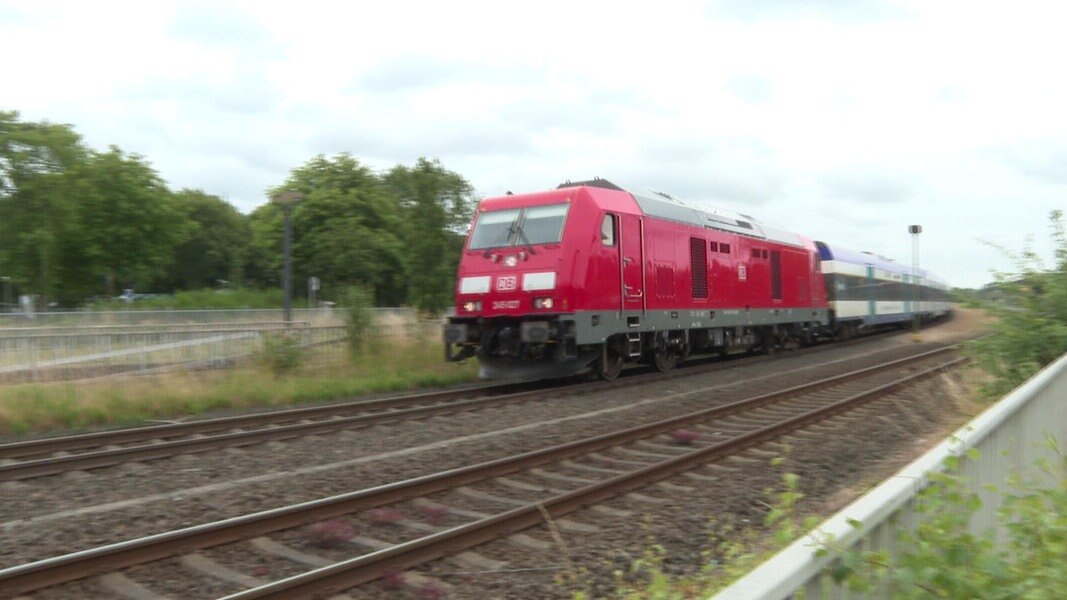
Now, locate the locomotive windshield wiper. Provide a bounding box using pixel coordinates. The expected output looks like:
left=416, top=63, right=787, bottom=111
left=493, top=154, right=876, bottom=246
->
left=512, top=223, right=538, bottom=255
left=480, top=225, right=516, bottom=257
left=477, top=213, right=538, bottom=257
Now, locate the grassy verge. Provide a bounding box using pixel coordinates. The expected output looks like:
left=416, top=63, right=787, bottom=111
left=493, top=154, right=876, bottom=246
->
left=556, top=465, right=819, bottom=600
left=0, top=337, right=479, bottom=436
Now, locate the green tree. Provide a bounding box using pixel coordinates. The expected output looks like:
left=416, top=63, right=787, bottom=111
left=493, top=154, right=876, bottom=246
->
left=160, top=189, right=250, bottom=291
left=74, top=147, right=187, bottom=297
left=260, top=154, right=408, bottom=306
left=383, top=157, right=475, bottom=314
left=0, top=110, right=88, bottom=304
left=244, top=202, right=283, bottom=290
left=1, top=113, right=193, bottom=305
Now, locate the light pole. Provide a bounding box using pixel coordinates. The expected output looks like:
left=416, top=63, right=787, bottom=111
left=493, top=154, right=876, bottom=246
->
left=271, top=191, right=304, bottom=325
left=909, top=224, right=922, bottom=341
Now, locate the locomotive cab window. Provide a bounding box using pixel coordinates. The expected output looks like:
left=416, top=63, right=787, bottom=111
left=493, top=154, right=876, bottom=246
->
left=468, top=203, right=570, bottom=250
left=468, top=208, right=521, bottom=250
left=522, top=204, right=569, bottom=245
left=600, top=214, right=616, bottom=246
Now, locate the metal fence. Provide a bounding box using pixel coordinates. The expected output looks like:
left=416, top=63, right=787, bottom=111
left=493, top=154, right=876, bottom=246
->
left=712, top=351, right=1067, bottom=599
left=0, top=308, right=437, bottom=383
left=0, top=307, right=418, bottom=328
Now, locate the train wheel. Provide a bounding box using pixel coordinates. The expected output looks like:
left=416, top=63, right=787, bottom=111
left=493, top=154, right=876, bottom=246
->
left=783, top=335, right=802, bottom=351
left=652, top=348, right=679, bottom=372
left=599, top=347, right=625, bottom=380
left=760, top=327, right=778, bottom=356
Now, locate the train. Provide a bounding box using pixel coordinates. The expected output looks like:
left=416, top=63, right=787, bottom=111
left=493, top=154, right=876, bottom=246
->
left=443, top=179, right=951, bottom=380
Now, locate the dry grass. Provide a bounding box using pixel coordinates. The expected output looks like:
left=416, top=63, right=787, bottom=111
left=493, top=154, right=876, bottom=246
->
left=0, top=335, right=479, bottom=436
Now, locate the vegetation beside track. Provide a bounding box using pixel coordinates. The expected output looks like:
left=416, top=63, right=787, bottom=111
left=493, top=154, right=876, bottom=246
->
left=966, top=210, right=1067, bottom=398
left=824, top=448, right=1067, bottom=599
left=0, top=335, right=479, bottom=436
left=559, top=466, right=819, bottom=599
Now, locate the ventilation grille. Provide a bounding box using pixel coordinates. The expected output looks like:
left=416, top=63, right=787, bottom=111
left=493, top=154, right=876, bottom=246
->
left=690, top=237, right=708, bottom=299
left=771, top=250, right=782, bottom=300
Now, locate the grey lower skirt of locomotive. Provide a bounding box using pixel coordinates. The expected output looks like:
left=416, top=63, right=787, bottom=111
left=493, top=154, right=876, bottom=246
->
left=444, top=314, right=821, bottom=380
left=443, top=308, right=950, bottom=380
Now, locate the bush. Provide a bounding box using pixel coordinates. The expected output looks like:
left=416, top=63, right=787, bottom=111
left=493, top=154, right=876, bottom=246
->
left=830, top=448, right=1067, bottom=598
left=344, top=285, right=376, bottom=355
left=255, top=331, right=303, bottom=375
left=968, top=210, right=1067, bottom=397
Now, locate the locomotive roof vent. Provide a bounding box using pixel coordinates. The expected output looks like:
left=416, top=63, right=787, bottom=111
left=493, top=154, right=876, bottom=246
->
left=705, top=206, right=761, bottom=224
left=649, top=189, right=681, bottom=202
left=556, top=177, right=625, bottom=191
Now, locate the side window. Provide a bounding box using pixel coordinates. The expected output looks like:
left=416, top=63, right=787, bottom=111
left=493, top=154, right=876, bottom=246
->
left=600, top=214, right=616, bottom=246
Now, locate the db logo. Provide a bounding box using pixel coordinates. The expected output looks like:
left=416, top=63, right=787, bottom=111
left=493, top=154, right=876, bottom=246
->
left=496, top=275, right=518, bottom=291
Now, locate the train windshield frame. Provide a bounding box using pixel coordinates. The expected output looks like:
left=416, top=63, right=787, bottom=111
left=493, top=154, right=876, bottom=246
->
left=468, top=203, right=569, bottom=250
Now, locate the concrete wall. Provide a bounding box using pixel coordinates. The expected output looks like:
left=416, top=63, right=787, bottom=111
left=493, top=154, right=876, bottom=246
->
left=713, top=351, right=1067, bottom=599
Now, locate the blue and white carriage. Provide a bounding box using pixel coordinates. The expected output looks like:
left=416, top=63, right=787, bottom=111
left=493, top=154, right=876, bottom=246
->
left=815, top=241, right=951, bottom=335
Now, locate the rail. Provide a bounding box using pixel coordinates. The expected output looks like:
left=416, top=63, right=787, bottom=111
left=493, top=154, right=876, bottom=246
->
left=0, top=348, right=962, bottom=595
left=712, top=350, right=1067, bottom=600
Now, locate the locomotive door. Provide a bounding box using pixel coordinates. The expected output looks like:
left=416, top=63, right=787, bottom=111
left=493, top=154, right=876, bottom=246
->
left=619, top=215, right=645, bottom=313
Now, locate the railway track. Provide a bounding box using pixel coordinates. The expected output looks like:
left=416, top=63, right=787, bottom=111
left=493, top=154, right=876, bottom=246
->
left=0, top=332, right=902, bottom=482
left=0, top=345, right=965, bottom=598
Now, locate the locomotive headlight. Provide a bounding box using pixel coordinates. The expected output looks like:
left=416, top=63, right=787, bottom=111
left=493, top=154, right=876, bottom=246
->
left=533, top=297, right=554, bottom=309
left=462, top=300, right=482, bottom=312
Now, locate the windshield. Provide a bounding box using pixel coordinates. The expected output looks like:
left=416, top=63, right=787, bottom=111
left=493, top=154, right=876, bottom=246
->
left=468, top=208, right=520, bottom=250
left=467, top=203, right=569, bottom=250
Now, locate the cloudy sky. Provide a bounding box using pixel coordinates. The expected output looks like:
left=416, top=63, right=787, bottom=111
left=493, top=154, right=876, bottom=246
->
left=3, top=0, right=1065, bottom=289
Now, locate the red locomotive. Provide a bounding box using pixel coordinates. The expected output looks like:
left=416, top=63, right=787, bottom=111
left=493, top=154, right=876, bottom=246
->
left=443, top=179, right=833, bottom=379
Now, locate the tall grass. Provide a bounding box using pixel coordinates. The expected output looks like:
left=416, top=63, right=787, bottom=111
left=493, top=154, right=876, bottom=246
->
left=0, top=336, right=479, bottom=436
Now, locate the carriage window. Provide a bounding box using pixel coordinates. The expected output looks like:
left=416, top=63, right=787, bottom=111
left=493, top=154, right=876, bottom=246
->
left=720, top=243, right=731, bottom=254
left=600, top=214, right=616, bottom=246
